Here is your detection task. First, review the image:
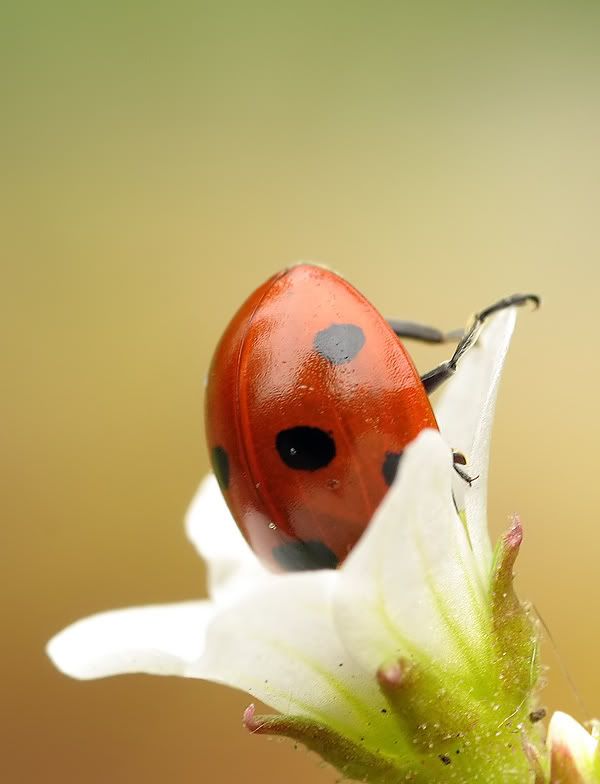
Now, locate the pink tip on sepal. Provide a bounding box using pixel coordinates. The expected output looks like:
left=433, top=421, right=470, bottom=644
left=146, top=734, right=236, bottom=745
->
left=376, top=659, right=409, bottom=691
left=243, top=704, right=262, bottom=733
left=506, top=514, right=524, bottom=551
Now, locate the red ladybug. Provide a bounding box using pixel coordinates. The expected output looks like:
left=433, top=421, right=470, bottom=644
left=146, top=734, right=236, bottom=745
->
left=205, top=264, right=537, bottom=573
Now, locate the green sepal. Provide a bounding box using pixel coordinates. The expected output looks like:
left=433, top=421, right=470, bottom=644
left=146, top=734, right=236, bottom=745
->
left=243, top=704, right=405, bottom=784
left=490, top=517, right=540, bottom=702
left=594, top=722, right=600, bottom=778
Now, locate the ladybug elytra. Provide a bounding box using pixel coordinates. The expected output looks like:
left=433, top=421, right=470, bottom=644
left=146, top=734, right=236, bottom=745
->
left=205, top=264, right=537, bottom=573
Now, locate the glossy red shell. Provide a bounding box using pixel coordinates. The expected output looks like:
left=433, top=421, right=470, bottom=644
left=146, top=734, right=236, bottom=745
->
left=205, top=264, right=438, bottom=572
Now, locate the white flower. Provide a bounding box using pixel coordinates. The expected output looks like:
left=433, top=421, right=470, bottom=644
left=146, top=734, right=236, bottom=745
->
left=48, top=309, right=542, bottom=783
left=548, top=711, right=600, bottom=784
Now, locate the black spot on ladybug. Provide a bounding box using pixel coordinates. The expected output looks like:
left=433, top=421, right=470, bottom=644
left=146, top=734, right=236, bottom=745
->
left=382, top=451, right=403, bottom=487
left=272, top=540, right=340, bottom=571
left=314, top=323, right=365, bottom=365
left=211, top=445, right=230, bottom=491
left=276, top=426, right=336, bottom=471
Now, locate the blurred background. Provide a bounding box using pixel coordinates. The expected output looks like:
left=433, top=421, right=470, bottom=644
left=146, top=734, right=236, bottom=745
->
left=3, top=1, right=600, bottom=781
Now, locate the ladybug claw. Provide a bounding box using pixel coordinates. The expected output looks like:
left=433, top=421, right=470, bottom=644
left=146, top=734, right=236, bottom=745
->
left=453, top=462, right=479, bottom=487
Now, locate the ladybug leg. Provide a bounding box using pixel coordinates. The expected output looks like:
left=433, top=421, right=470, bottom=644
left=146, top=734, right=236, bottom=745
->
left=387, top=319, right=462, bottom=344
left=420, top=293, right=540, bottom=395
left=453, top=450, right=478, bottom=486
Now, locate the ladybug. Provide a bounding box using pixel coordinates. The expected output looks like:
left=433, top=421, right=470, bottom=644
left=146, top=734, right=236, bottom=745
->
left=205, top=263, right=537, bottom=573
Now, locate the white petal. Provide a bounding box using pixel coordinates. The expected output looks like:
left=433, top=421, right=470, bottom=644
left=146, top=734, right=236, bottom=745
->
left=549, top=711, right=598, bottom=754
left=434, top=309, right=517, bottom=577
left=48, top=573, right=389, bottom=744
left=334, top=430, right=487, bottom=673
left=185, top=475, right=267, bottom=603
left=47, top=601, right=214, bottom=679
left=548, top=711, right=600, bottom=781
left=194, top=571, right=391, bottom=744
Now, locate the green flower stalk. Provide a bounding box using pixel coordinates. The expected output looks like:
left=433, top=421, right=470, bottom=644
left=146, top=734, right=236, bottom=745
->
left=46, top=309, right=594, bottom=783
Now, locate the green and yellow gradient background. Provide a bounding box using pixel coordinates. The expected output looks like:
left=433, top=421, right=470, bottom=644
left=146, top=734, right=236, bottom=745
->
left=4, top=3, right=600, bottom=781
